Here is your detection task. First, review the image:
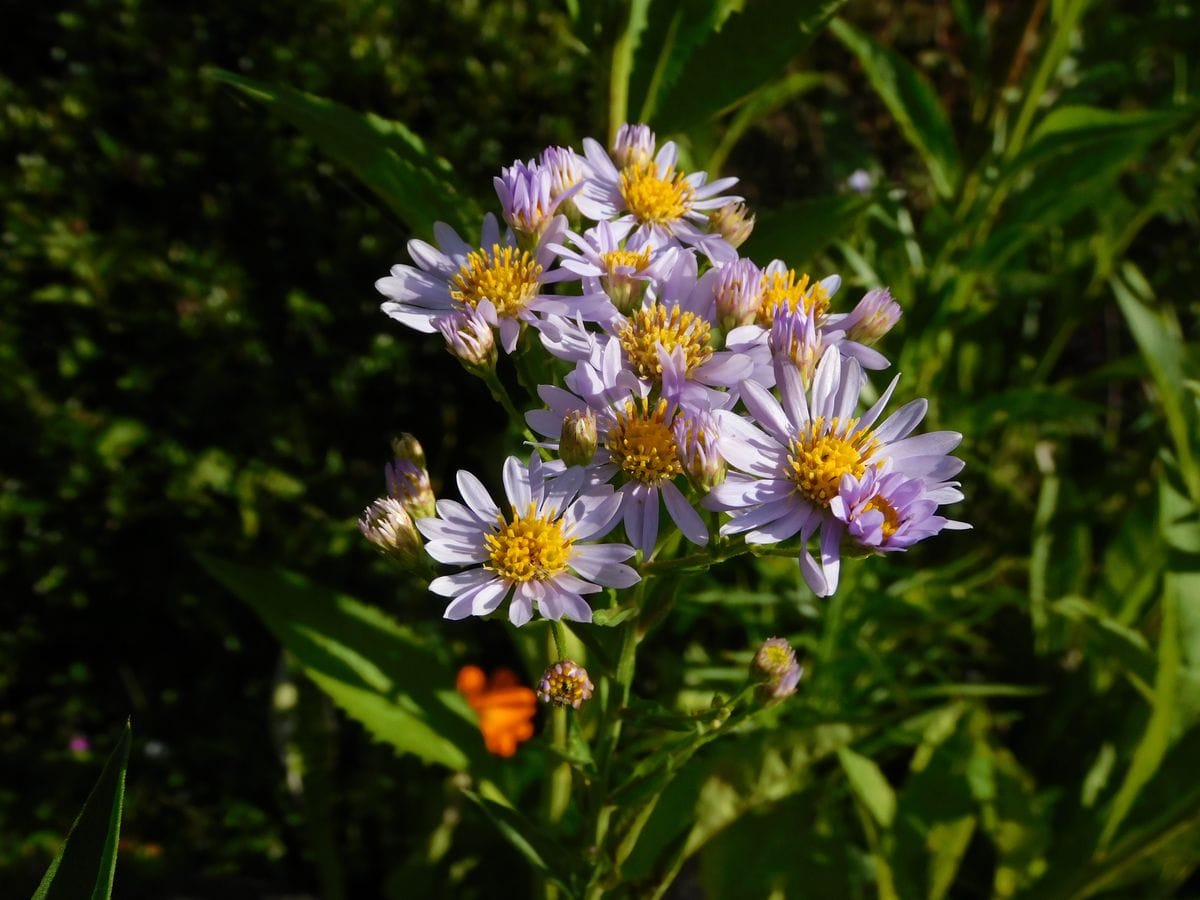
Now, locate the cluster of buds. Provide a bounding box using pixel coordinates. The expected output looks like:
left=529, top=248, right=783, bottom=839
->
left=751, top=637, right=803, bottom=702
left=359, top=434, right=436, bottom=569
left=537, top=659, right=594, bottom=709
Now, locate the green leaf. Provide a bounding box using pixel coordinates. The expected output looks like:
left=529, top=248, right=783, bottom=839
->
left=198, top=555, right=482, bottom=771
left=1100, top=573, right=1183, bottom=847
left=204, top=68, right=479, bottom=239
left=741, top=194, right=870, bottom=268
left=830, top=19, right=960, bottom=198
left=1112, top=268, right=1200, bottom=503
left=652, top=0, right=849, bottom=134
left=837, top=746, right=897, bottom=828
left=1012, top=105, right=1192, bottom=174
left=461, top=791, right=578, bottom=896
left=32, top=721, right=131, bottom=900
left=628, top=0, right=730, bottom=125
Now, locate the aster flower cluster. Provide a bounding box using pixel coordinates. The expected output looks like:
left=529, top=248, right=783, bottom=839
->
left=372, top=123, right=968, bottom=628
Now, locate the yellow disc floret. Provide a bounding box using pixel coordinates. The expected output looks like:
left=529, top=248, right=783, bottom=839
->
left=600, top=247, right=653, bottom=275
left=618, top=304, right=713, bottom=380
left=606, top=399, right=682, bottom=485
left=484, top=503, right=573, bottom=582
left=786, top=417, right=880, bottom=507
left=863, top=496, right=901, bottom=539
left=450, top=244, right=543, bottom=316
left=619, top=161, right=694, bottom=225
left=755, top=270, right=830, bottom=326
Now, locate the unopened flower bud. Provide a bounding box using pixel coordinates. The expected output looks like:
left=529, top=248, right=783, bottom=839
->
left=436, top=307, right=497, bottom=374
left=840, top=288, right=901, bottom=346
left=559, top=408, right=598, bottom=467
left=359, top=497, right=425, bottom=568
left=769, top=305, right=824, bottom=387
left=612, top=123, right=656, bottom=169
left=673, top=411, right=726, bottom=492
left=494, top=158, right=561, bottom=244
left=537, top=659, right=594, bottom=709
left=752, top=637, right=803, bottom=701
left=386, top=458, right=436, bottom=520
left=713, top=258, right=764, bottom=330
left=391, top=433, right=426, bottom=468
left=708, top=201, right=755, bottom=249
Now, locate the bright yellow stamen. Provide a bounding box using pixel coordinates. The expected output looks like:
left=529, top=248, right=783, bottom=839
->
left=786, top=417, right=879, bottom=507
left=484, top=503, right=572, bottom=583
left=600, top=247, right=653, bottom=275
left=619, top=161, right=694, bottom=225
left=863, top=496, right=901, bottom=539
left=450, top=244, right=543, bottom=317
left=606, top=399, right=682, bottom=485
left=618, top=304, right=713, bottom=381
left=755, top=270, right=830, bottom=326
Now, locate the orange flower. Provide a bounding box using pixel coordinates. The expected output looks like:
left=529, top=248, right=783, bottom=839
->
left=456, top=665, right=537, bottom=757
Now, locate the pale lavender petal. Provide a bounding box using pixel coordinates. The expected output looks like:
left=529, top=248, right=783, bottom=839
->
left=874, top=398, right=928, bottom=444
left=884, top=431, right=962, bottom=460
left=859, top=373, right=901, bottom=431
left=819, top=521, right=843, bottom=596
left=457, top=470, right=500, bottom=519
left=721, top=496, right=799, bottom=536
left=740, top=379, right=793, bottom=445
left=661, top=480, right=708, bottom=545
left=744, top=502, right=815, bottom=545
left=503, top=455, right=532, bottom=510
left=424, top=540, right=488, bottom=565
left=471, top=579, right=510, bottom=616
left=639, top=488, right=660, bottom=558
left=508, top=583, right=535, bottom=627
left=429, top=569, right=495, bottom=597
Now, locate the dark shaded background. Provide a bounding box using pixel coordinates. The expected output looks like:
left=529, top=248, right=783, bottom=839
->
left=4, top=0, right=1199, bottom=897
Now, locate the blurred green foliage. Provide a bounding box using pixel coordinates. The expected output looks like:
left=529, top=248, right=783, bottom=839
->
left=4, top=0, right=1200, bottom=897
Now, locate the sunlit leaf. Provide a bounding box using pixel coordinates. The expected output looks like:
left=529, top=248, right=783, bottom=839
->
left=830, top=19, right=960, bottom=198
left=205, top=68, right=479, bottom=239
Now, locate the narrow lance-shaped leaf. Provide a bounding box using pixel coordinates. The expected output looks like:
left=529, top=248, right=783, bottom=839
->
left=198, top=555, right=485, bottom=771
left=837, top=745, right=897, bottom=828
left=205, top=68, right=480, bottom=239
left=830, top=18, right=961, bottom=198
left=33, top=721, right=131, bottom=900
left=652, top=0, right=849, bottom=134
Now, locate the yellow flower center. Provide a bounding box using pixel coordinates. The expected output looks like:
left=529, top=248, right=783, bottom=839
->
left=755, top=270, right=830, bottom=326
left=600, top=247, right=653, bottom=276
left=786, top=417, right=879, bottom=507
left=619, top=161, right=694, bottom=225
left=606, top=399, right=682, bottom=485
left=617, top=304, right=713, bottom=381
left=450, top=244, right=543, bottom=317
left=484, top=503, right=573, bottom=583
left=863, top=496, right=901, bottom=539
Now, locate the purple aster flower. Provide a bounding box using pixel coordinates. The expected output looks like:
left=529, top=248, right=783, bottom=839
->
left=540, top=255, right=756, bottom=412
left=574, top=129, right=741, bottom=263
left=526, top=341, right=712, bottom=557
left=705, top=348, right=964, bottom=596
left=829, top=467, right=969, bottom=552
left=545, top=220, right=685, bottom=322
left=418, top=455, right=637, bottom=626
left=376, top=214, right=610, bottom=353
